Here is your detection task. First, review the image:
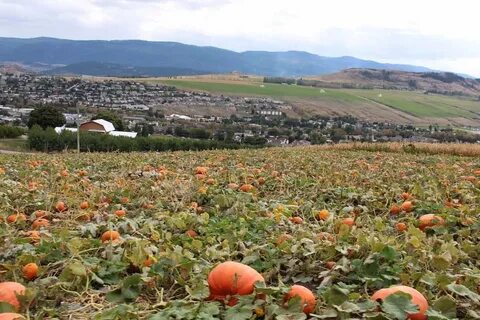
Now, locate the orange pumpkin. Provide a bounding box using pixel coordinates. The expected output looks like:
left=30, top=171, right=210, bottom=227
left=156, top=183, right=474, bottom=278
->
left=195, top=166, right=208, bottom=175
left=466, top=176, right=476, bottom=182
left=317, top=209, right=330, bottom=221
left=289, top=217, right=303, bottom=224
left=208, top=261, right=265, bottom=306
left=418, top=214, right=445, bottom=231
left=7, top=214, right=26, bottom=224
left=239, top=184, right=254, bottom=192
left=395, top=222, right=407, bottom=232
left=325, top=261, right=336, bottom=270
left=22, top=263, right=38, bottom=281
left=401, top=201, right=413, bottom=213
left=206, top=178, right=216, bottom=185
left=342, top=217, right=355, bottom=227
left=114, top=209, right=126, bottom=217
left=0, top=282, right=26, bottom=311
left=120, top=197, right=129, bottom=204
left=32, top=218, right=49, bottom=229
left=257, top=177, right=266, bottom=185
left=80, top=201, right=89, bottom=210
left=25, top=231, right=41, bottom=243
left=142, top=203, right=155, bottom=209
left=371, top=285, right=428, bottom=320
left=284, top=285, right=317, bottom=314
left=276, top=233, right=292, bottom=245
left=390, top=205, right=401, bottom=215
left=101, top=230, right=120, bottom=242
left=33, top=210, right=47, bottom=218
left=401, top=192, right=412, bottom=200
left=55, top=201, right=66, bottom=212
left=0, top=313, right=24, bottom=320
left=143, top=256, right=156, bottom=267
left=186, top=229, right=198, bottom=238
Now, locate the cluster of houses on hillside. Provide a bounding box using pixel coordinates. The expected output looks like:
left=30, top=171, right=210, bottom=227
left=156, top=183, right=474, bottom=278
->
left=0, top=73, right=290, bottom=117
left=1, top=72, right=479, bottom=145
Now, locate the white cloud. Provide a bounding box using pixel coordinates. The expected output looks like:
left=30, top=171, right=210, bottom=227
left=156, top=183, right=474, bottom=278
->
left=0, top=0, right=479, bottom=76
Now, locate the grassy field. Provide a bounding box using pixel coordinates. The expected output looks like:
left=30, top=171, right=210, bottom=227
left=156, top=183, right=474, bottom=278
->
left=0, top=146, right=479, bottom=319
left=160, top=79, right=480, bottom=124
left=0, top=138, right=28, bottom=152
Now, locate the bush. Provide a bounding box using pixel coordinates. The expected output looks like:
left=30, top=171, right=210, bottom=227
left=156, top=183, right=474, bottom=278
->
left=0, top=125, right=26, bottom=138
left=28, top=127, right=257, bottom=152
left=27, top=105, right=66, bottom=129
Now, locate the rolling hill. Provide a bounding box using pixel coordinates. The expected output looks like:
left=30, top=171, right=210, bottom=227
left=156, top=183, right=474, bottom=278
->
left=0, top=37, right=433, bottom=77
left=147, top=76, right=480, bottom=126
left=306, top=69, right=480, bottom=96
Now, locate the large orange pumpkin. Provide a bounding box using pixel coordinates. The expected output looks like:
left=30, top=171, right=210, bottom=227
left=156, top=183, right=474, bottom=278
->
left=239, top=184, right=254, bottom=192
left=418, top=214, right=445, bottom=231
left=80, top=201, right=89, bottom=210
left=7, top=214, right=26, bottom=224
left=371, top=285, right=428, bottom=320
left=401, top=201, right=413, bottom=212
left=317, top=209, right=330, bottom=220
left=32, top=218, right=49, bottom=229
left=341, top=217, right=355, bottom=227
left=289, top=216, right=303, bottom=224
left=22, top=263, right=38, bottom=281
left=195, top=167, right=208, bottom=175
left=101, top=230, right=120, bottom=242
left=390, top=205, right=401, bottom=215
left=284, top=285, right=317, bottom=314
left=55, top=201, right=67, bottom=212
left=0, top=313, right=24, bottom=320
left=208, top=261, right=265, bottom=306
left=0, top=282, right=26, bottom=311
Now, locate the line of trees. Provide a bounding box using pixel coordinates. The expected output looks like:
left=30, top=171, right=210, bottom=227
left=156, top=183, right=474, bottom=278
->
left=0, top=125, right=26, bottom=138
left=27, top=125, right=258, bottom=153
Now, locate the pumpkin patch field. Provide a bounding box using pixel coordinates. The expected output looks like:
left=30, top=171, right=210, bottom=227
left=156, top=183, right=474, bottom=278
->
left=0, top=147, right=479, bottom=319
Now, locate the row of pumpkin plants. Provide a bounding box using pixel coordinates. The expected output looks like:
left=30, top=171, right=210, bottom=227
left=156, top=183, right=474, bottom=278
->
left=0, top=148, right=479, bottom=319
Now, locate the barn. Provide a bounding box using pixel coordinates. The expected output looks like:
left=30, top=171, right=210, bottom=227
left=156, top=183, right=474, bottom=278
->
left=56, top=119, right=138, bottom=138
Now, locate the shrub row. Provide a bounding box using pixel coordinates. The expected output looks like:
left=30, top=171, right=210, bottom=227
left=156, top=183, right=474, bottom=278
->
left=0, top=125, right=26, bottom=139
left=28, top=126, right=255, bottom=152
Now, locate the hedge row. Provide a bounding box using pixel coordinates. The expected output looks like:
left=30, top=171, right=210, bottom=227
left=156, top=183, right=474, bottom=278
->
left=0, top=125, right=26, bottom=139
left=27, top=126, right=254, bottom=152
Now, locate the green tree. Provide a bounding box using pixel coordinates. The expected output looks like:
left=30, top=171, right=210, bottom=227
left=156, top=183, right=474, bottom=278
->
left=92, top=111, right=125, bottom=131
left=27, top=105, right=66, bottom=129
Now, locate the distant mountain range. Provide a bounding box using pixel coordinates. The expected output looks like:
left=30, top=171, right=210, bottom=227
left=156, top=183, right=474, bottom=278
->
left=0, top=37, right=437, bottom=77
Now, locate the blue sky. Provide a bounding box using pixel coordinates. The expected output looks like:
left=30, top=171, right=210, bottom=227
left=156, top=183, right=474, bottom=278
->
left=1, top=0, right=479, bottom=76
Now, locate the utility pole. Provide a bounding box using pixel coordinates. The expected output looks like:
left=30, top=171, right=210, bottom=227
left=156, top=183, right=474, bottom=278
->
left=76, top=100, right=80, bottom=153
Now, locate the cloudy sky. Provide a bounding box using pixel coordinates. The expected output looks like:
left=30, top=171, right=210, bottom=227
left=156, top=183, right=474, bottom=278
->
left=1, top=0, right=480, bottom=76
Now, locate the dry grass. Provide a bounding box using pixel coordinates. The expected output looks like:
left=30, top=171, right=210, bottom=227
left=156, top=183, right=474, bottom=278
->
left=312, top=142, right=480, bottom=157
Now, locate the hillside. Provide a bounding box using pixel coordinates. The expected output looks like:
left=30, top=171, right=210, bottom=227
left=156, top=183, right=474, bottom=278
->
left=151, top=76, right=480, bottom=126
left=0, top=37, right=433, bottom=77
left=309, top=68, right=480, bottom=96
